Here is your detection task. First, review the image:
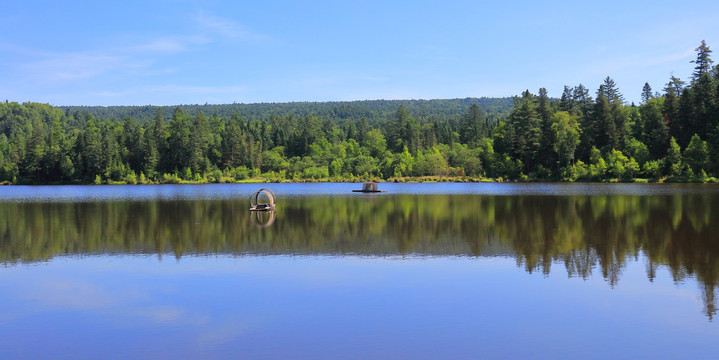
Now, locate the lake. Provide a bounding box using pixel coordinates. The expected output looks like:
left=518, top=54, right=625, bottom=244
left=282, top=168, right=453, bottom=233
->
left=1, top=183, right=718, bottom=359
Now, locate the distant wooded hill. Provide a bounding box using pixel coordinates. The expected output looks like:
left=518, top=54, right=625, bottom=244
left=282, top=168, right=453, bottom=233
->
left=60, top=97, right=514, bottom=124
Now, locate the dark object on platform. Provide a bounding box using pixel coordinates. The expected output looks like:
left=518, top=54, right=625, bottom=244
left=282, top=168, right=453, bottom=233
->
left=352, top=182, right=387, bottom=193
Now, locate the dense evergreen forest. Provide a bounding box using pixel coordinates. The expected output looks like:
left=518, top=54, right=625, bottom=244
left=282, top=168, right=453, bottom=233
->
left=59, top=98, right=514, bottom=127
left=1, top=41, right=718, bottom=184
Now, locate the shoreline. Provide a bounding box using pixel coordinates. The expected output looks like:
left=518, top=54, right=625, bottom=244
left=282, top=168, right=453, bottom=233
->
left=3, top=175, right=718, bottom=186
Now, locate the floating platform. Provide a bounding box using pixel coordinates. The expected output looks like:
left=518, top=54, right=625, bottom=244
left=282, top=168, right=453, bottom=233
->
left=352, top=182, right=387, bottom=193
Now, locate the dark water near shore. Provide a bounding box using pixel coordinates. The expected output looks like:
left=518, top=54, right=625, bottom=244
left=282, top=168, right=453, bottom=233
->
left=1, top=183, right=718, bottom=359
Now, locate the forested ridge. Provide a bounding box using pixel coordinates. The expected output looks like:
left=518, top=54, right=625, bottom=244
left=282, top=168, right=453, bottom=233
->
left=59, top=98, right=514, bottom=127
left=1, top=41, right=719, bottom=184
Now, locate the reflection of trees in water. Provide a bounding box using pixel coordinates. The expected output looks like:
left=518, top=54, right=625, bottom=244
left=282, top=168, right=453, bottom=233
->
left=0, top=193, right=718, bottom=319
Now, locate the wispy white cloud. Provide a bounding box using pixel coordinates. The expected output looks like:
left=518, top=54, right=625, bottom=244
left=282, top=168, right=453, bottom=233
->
left=85, top=84, right=249, bottom=105
left=127, top=34, right=214, bottom=54
left=196, top=10, right=266, bottom=41
left=2, top=10, right=264, bottom=87
left=21, top=52, right=143, bottom=81
left=92, top=84, right=247, bottom=97
left=647, top=47, right=696, bottom=66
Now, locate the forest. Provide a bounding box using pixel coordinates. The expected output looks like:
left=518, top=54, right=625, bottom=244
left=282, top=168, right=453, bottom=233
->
left=0, top=41, right=718, bottom=185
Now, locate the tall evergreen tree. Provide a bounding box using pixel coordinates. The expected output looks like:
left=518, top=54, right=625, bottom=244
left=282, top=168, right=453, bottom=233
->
left=459, top=104, right=485, bottom=144
left=676, top=88, right=697, bottom=148
left=100, top=123, right=122, bottom=181
left=387, top=105, right=420, bottom=154
left=572, top=84, right=592, bottom=107
left=189, top=111, right=211, bottom=174
left=153, top=108, right=168, bottom=173
left=123, top=116, right=143, bottom=173
left=537, top=88, right=555, bottom=168
left=167, top=107, right=191, bottom=172
left=691, top=40, right=713, bottom=82
left=591, top=88, right=618, bottom=152
left=221, top=117, right=247, bottom=169
left=20, top=120, right=46, bottom=181
left=641, top=82, right=654, bottom=104
left=559, top=85, right=574, bottom=112
left=82, top=119, right=103, bottom=180
left=689, top=42, right=717, bottom=138
left=602, top=76, right=624, bottom=104
left=45, top=117, right=69, bottom=181
left=508, top=90, right=541, bottom=171
left=141, top=127, right=158, bottom=178
left=664, top=76, right=684, bottom=141
left=642, top=98, right=669, bottom=159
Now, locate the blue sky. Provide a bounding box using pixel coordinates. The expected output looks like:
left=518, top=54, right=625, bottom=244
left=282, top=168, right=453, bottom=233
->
left=1, top=0, right=717, bottom=106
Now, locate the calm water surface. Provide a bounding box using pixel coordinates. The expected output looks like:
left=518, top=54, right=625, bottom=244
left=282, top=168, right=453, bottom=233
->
left=1, top=183, right=718, bottom=359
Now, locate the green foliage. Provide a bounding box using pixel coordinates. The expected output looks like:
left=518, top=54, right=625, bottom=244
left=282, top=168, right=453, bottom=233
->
left=449, top=143, right=482, bottom=176
left=550, top=111, right=581, bottom=168
left=642, top=160, right=661, bottom=179
left=666, top=137, right=683, bottom=176
left=624, top=138, right=650, bottom=167
left=684, top=134, right=709, bottom=174
left=2, top=43, right=719, bottom=184
left=414, top=147, right=448, bottom=177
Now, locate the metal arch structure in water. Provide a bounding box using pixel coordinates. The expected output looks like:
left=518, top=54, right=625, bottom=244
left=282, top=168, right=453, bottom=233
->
left=249, top=188, right=276, bottom=211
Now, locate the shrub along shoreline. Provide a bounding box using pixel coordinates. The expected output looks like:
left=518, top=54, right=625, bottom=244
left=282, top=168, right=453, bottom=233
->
left=5, top=173, right=716, bottom=186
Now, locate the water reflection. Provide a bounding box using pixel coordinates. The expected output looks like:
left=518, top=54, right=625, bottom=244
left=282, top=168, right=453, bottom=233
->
left=1, top=193, right=718, bottom=319
left=251, top=210, right=276, bottom=228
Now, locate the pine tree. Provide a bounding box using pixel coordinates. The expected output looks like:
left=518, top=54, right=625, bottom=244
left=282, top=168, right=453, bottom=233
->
left=20, top=120, right=46, bottom=181
left=602, top=76, right=624, bottom=104
left=691, top=40, right=713, bottom=82
left=189, top=111, right=211, bottom=174
left=167, top=107, right=191, bottom=172
left=591, top=88, right=617, bottom=152
left=559, top=85, right=574, bottom=112
left=537, top=88, right=554, bottom=169
left=642, top=98, right=669, bottom=159
left=123, top=116, right=143, bottom=173
left=153, top=108, right=168, bottom=173
left=664, top=76, right=684, bottom=141
left=221, top=117, right=246, bottom=169
left=83, top=119, right=103, bottom=180
left=689, top=41, right=717, bottom=138
left=676, top=88, right=697, bottom=148
left=100, top=123, right=122, bottom=181
left=572, top=84, right=593, bottom=110
left=387, top=105, right=419, bottom=154
left=641, top=82, right=654, bottom=104
left=141, top=128, right=158, bottom=179
left=460, top=104, right=485, bottom=144
left=508, top=90, right=541, bottom=171
left=46, top=118, right=68, bottom=181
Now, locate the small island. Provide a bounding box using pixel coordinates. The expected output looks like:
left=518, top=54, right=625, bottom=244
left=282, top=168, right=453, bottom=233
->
left=352, top=182, right=387, bottom=192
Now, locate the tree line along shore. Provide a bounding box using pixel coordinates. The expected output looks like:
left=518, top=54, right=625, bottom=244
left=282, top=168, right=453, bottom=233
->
left=1, top=41, right=719, bottom=185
